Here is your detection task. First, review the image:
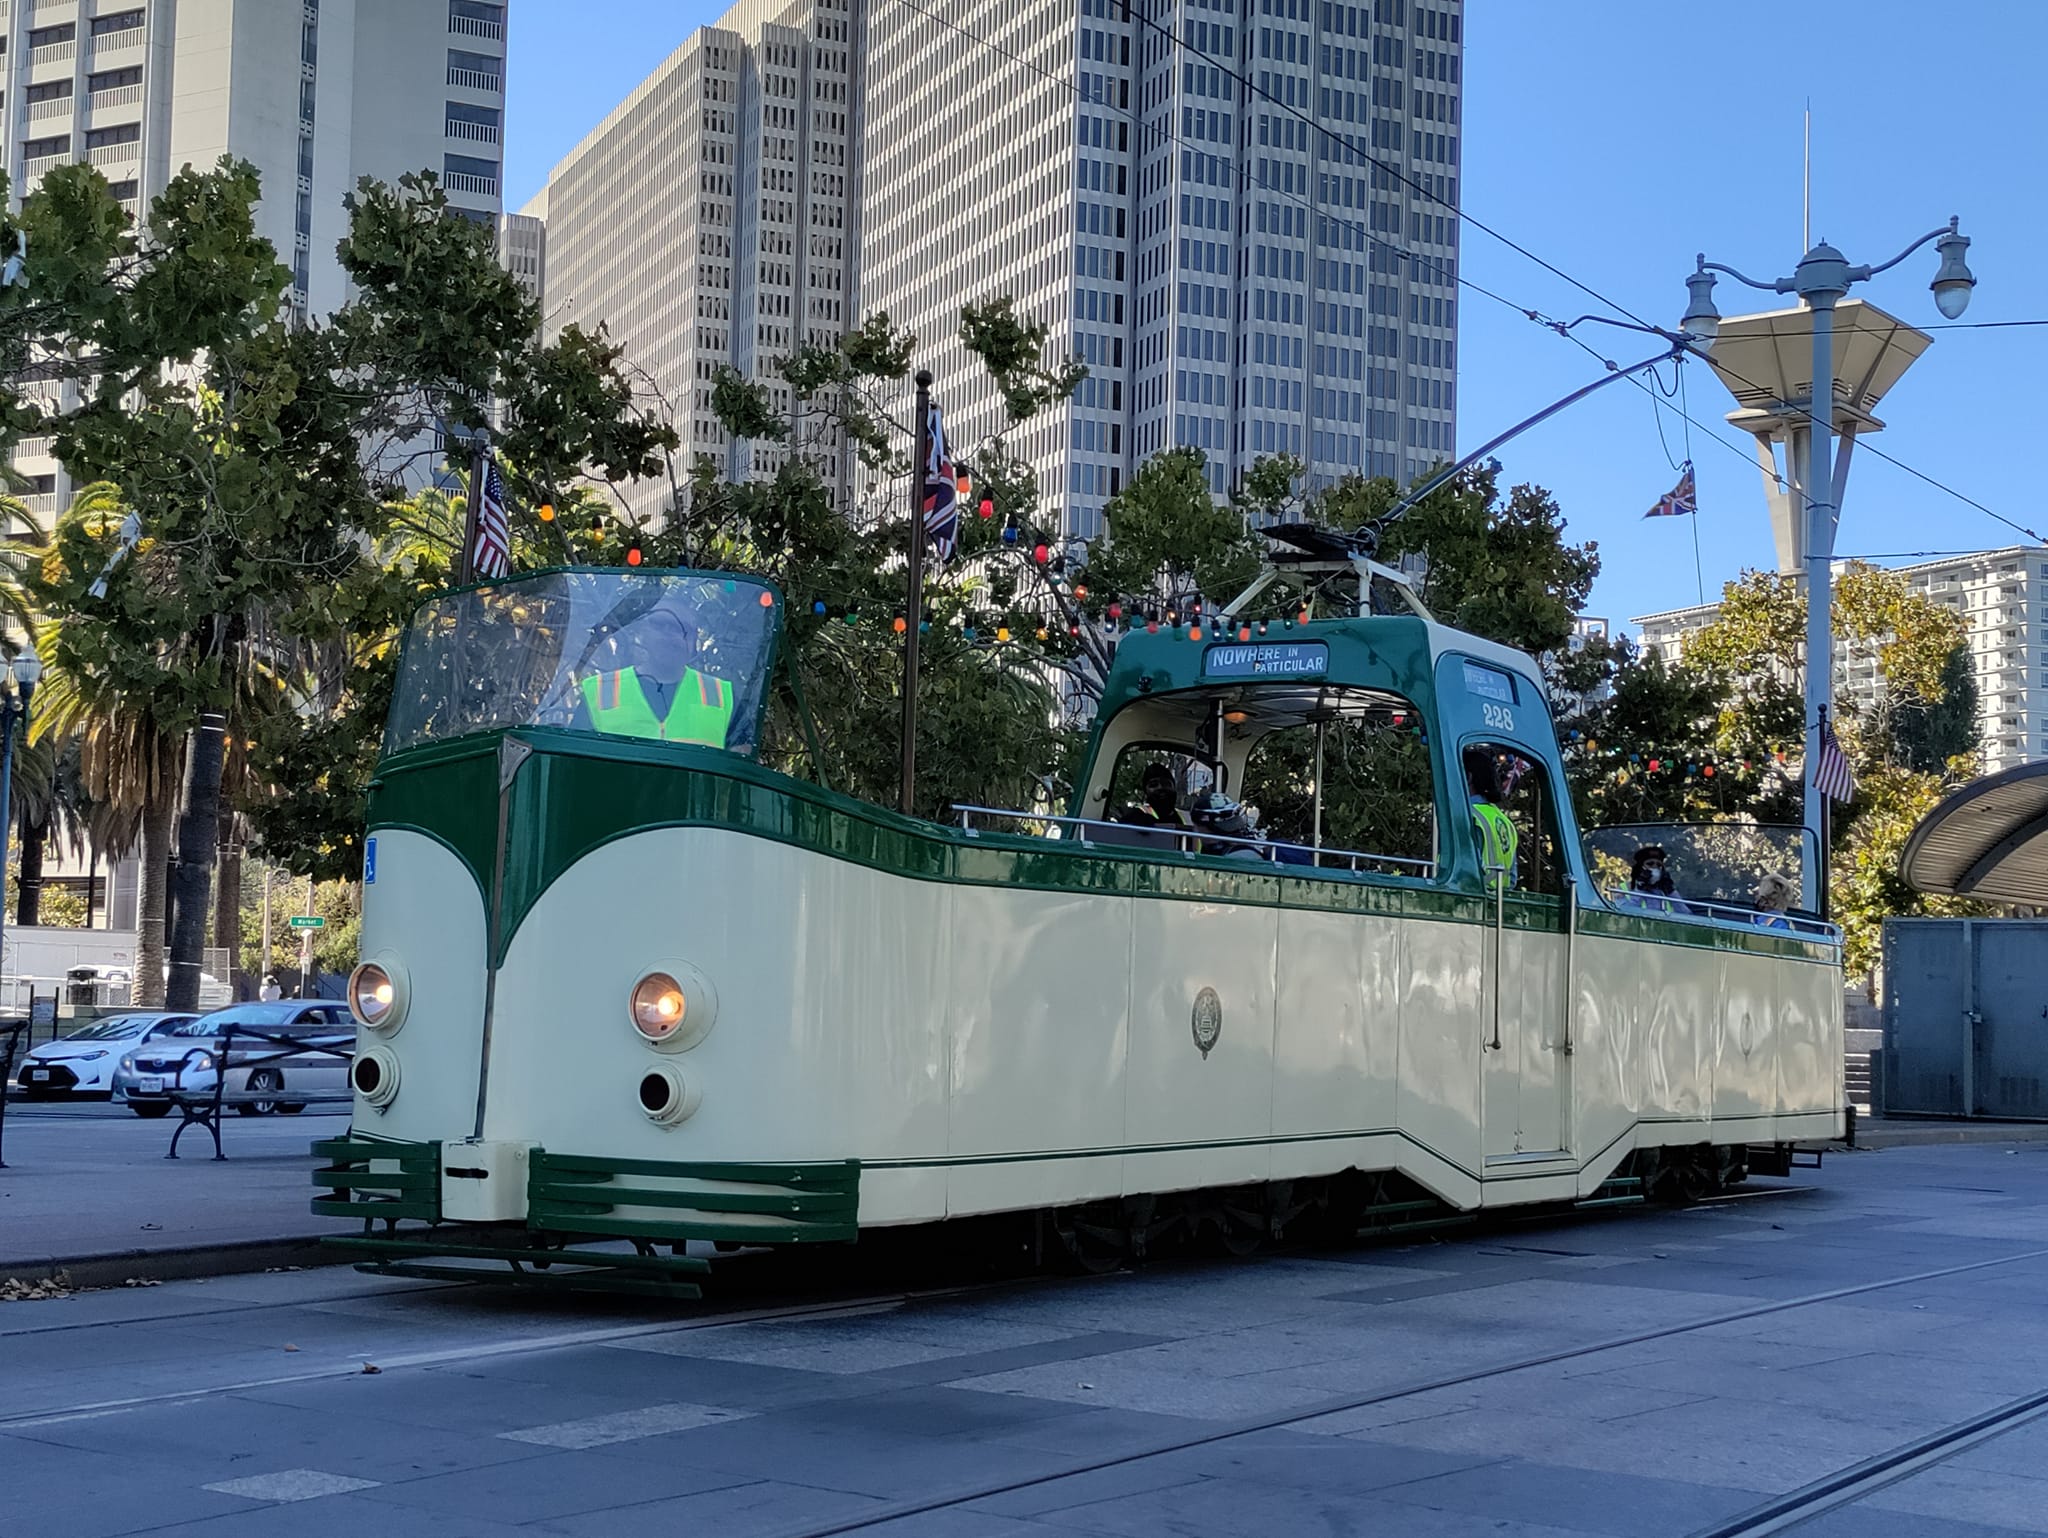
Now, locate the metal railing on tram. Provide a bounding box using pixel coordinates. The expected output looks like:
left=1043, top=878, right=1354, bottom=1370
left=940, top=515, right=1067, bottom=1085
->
left=951, top=804, right=1437, bottom=880
left=1599, top=887, right=1842, bottom=943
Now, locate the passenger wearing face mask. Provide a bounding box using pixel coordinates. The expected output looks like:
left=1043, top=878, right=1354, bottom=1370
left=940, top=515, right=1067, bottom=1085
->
left=1616, top=845, right=1690, bottom=916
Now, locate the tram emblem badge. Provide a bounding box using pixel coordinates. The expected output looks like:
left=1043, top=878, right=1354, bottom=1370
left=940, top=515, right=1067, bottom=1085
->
left=1191, top=988, right=1223, bottom=1058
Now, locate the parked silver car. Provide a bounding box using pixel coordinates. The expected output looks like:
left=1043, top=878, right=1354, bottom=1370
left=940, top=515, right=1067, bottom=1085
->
left=15, top=1012, right=198, bottom=1099
left=114, top=1001, right=355, bottom=1118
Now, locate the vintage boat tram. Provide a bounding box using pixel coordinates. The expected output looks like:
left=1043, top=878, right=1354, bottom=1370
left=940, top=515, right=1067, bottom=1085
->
left=317, top=540, right=1843, bottom=1294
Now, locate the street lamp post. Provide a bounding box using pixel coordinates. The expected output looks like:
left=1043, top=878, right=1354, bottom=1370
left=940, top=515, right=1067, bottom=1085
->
left=0, top=651, right=44, bottom=1010
left=1680, top=218, right=1976, bottom=914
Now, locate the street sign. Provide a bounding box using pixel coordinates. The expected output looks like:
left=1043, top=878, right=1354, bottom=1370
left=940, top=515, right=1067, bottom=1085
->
left=288, top=915, right=326, bottom=930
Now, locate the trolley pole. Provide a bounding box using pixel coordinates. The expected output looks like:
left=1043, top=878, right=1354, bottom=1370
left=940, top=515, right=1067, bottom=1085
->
left=900, top=369, right=932, bottom=817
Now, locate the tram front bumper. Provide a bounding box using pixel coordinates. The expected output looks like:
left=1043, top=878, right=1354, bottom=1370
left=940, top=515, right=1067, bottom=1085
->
left=440, top=1139, right=533, bottom=1223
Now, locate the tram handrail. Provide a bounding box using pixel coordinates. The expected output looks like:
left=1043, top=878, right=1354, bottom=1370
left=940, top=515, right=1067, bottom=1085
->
left=951, top=805, right=1437, bottom=877
left=1600, top=886, right=1842, bottom=943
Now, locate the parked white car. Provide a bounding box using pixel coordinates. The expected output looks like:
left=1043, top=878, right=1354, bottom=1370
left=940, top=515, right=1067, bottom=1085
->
left=14, top=1012, right=198, bottom=1099
left=114, top=1001, right=354, bottom=1118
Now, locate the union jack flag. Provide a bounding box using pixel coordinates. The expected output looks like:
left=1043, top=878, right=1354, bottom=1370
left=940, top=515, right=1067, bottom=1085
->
left=921, top=403, right=959, bottom=564
left=1810, top=710, right=1854, bottom=804
left=467, top=454, right=513, bottom=580
left=1644, top=462, right=1696, bottom=519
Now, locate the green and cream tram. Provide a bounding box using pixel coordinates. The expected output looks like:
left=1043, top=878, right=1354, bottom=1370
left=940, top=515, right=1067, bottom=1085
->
left=317, top=552, right=1843, bottom=1291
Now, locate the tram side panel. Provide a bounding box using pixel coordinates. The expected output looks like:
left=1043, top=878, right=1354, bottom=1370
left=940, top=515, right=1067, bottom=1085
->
left=1395, top=915, right=1486, bottom=1208
left=1566, top=933, right=1644, bottom=1191
left=1714, top=951, right=1778, bottom=1122
left=1268, top=908, right=1402, bottom=1181
left=1776, top=954, right=1844, bottom=1129
left=350, top=828, right=489, bottom=1145
left=943, top=881, right=1132, bottom=1217
left=1124, top=898, right=1281, bottom=1197
left=481, top=828, right=955, bottom=1223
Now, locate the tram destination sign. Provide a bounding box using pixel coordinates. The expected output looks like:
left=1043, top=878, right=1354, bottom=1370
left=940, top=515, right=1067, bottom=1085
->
left=1203, top=641, right=1329, bottom=679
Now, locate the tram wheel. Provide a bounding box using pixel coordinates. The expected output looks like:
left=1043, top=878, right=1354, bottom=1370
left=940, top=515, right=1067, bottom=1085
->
left=1051, top=1205, right=1126, bottom=1275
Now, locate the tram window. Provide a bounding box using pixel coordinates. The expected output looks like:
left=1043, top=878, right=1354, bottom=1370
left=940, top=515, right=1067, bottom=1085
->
left=1465, top=743, right=1566, bottom=897
left=1103, top=747, right=1217, bottom=826
left=1240, top=703, right=1435, bottom=871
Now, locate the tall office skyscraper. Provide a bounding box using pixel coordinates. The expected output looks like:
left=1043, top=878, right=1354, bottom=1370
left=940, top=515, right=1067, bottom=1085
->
left=861, top=0, right=1462, bottom=536
left=532, top=0, right=859, bottom=524
left=3, top=0, right=509, bottom=522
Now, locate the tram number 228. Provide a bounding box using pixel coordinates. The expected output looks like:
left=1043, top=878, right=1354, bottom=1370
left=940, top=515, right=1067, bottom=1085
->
left=1480, top=702, right=1515, bottom=732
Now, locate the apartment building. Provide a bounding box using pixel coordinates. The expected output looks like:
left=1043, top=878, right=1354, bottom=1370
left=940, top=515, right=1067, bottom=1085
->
left=527, top=0, right=858, bottom=524
left=4, top=0, right=508, bottom=522
left=1635, top=546, right=2048, bottom=775
left=860, top=0, right=1463, bottom=536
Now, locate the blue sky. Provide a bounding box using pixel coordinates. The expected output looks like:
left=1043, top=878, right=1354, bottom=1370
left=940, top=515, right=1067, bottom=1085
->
left=505, top=1, right=2046, bottom=629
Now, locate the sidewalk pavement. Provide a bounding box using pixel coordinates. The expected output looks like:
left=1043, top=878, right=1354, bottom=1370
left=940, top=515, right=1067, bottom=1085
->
left=1847, top=1114, right=2048, bottom=1149
left=0, top=1103, right=345, bottom=1281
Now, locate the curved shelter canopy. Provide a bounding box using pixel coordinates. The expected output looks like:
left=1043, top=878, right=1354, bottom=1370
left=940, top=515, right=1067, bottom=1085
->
left=1900, top=762, right=2048, bottom=905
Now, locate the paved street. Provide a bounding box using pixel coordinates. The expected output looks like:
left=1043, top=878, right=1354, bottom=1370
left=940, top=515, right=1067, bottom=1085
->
left=6, top=1143, right=2048, bottom=1536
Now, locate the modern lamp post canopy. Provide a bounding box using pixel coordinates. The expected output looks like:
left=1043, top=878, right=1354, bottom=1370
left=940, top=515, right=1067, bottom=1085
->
left=1676, top=216, right=1977, bottom=918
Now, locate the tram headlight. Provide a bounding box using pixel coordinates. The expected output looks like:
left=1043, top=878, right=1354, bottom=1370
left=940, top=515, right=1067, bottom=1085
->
left=628, top=964, right=718, bottom=1052
left=348, top=956, right=408, bottom=1032
left=631, top=974, right=686, bottom=1041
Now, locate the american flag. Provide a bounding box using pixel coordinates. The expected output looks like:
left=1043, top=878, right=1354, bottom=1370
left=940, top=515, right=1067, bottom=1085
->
left=468, top=456, right=513, bottom=580
left=1810, top=712, right=1854, bottom=804
left=1643, top=462, right=1696, bottom=519
left=921, top=403, right=959, bottom=564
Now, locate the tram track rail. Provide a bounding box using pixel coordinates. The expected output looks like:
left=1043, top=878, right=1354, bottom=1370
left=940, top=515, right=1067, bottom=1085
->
left=1688, top=1385, right=2048, bottom=1536
left=723, top=1241, right=2048, bottom=1538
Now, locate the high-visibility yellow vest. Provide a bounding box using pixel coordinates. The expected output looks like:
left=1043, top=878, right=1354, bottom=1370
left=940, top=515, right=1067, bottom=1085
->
left=579, top=667, right=734, bottom=748
left=1470, top=798, right=1518, bottom=893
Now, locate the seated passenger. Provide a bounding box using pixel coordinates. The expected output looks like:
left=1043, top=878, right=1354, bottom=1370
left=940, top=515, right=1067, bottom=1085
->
left=1121, top=763, right=1191, bottom=830
left=1189, top=790, right=1268, bottom=859
left=1617, top=845, right=1690, bottom=915
left=571, top=609, right=734, bottom=747
left=1751, top=872, right=1797, bottom=929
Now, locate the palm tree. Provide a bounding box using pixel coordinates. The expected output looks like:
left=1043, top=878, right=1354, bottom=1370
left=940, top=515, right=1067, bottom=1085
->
left=5, top=484, right=187, bottom=1004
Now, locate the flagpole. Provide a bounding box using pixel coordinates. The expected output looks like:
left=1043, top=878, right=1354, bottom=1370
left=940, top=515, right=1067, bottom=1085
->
left=900, top=370, right=932, bottom=817
left=1689, top=485, right=1704, bottom=605
left=457, top=432, right=491, bottom=586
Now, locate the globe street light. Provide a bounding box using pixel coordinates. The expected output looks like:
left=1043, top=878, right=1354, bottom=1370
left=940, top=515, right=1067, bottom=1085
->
left=0, top=650, right=44, bottom=1011
left=1680, top=218, right=1974, bottom=915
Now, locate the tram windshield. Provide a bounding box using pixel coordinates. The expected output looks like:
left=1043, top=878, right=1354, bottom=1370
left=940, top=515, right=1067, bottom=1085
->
left=385, top=570, right=779, bottom=757
left=1585, top=822, right=1816, bottom=918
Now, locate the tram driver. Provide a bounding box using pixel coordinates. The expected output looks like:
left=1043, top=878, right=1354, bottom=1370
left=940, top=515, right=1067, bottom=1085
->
left=570, top=608, right=736, bottom=748
left=1121, top=762, right=1192, bottom=831
left=1464, top=747, right=1519, bottom=893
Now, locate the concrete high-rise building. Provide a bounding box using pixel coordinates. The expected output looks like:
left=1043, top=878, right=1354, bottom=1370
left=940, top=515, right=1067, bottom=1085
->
left=4, top=0, right=508, bottom=522
left=860, top=0, right=1463, bottom=536
left=529, top=0, right=859, bottom=524
left=499, top=202, right=545, bottom=303
left=1635, top=546, right=2048, bottom=776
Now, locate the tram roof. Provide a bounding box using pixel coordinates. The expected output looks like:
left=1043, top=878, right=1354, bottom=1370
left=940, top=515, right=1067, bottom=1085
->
left=1900, top=760, right=2048, bottom=905
left=1095, top=611, right=1545, bottom=723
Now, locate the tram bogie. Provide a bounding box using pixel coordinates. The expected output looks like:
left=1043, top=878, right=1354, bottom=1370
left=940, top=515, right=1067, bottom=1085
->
left=317, top=560, right=1844, bottom=1287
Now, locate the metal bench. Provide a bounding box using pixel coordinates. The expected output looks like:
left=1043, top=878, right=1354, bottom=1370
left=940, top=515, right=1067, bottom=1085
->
left=165, top=1024, right=354, bottom=1161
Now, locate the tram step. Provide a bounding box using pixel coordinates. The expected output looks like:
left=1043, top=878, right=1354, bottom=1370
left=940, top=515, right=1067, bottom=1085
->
left=350, top=1259, right=703, bottom=1300
left=1576, top=1175, right=1646, bottom=1210
left=325, top=1234, right=710, bottom=1298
